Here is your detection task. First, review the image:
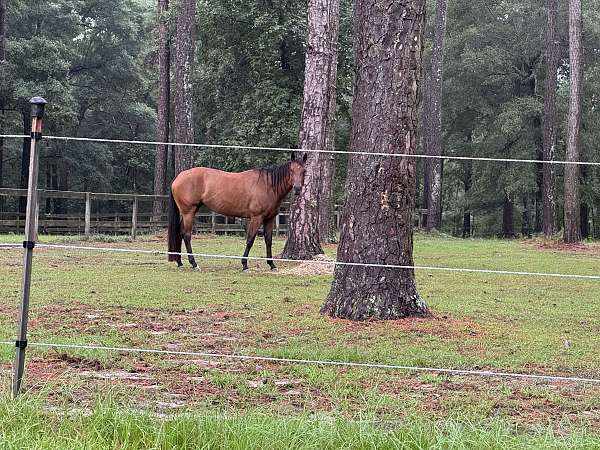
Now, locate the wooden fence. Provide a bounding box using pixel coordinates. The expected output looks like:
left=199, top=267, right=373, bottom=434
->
left=0, top=188, right=427, bottom=237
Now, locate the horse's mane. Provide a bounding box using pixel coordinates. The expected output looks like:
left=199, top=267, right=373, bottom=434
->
left=256, top=162, right=292, bottom=194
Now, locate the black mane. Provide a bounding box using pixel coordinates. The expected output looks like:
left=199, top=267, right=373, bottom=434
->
left=257, top=162, right=292, bottom=194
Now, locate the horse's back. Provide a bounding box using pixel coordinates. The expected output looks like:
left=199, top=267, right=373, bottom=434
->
left=172, top=167, right=260, bottom=217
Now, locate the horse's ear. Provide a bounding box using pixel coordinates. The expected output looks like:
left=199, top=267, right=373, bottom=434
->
left=290, top=152, right=296, bottom=161
left=302, top=153, right=308, bottom=164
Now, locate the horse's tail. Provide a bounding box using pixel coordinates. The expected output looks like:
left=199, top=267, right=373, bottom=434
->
left=167, top=189, right=182, bottom=262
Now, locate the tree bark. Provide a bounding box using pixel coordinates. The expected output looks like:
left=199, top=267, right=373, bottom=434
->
left=564, top=0, right=583, bottom=243
left=462, top=161, right=472, bottom=238
left=502, top=192, right=515, bottom=238
left=153, top=0, right=171, bottom=221
left=0, top=0, right=5, bottom=203
left=425, top=0, right=448, bottom=231
left=318, top=10, right=340, bottom=245
left=282, top=0, right=340, bottom=259
left=19, top=110, right=30, bottom=214
left=174, top=0, right=195, bottom=175
left=322, top=0, right=429, bottom=321
left=542, top=0, right=559, bottom=238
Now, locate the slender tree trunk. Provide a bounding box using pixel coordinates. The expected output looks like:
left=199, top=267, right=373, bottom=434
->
left=174, top=0, right=195, bottom=175
left=19, top=111, right=30, bottom=214
left=542, top=0, right=559, bottom=238
left=322, top=0, right=429, bottom=321
left=462, top=161, right=472, bottom=238
left=502, top=192, right=515, bottom=238
left=0, top=0, right=6, bottom=207
left=425, top=0, right=448, bottom=231
left=580, top=202, right=589, bottom=239
left=282, top=0, right=340, bottom=259
left=153, top=0, right=171, bottom=221
left=564, top=0, right=583, bottom=243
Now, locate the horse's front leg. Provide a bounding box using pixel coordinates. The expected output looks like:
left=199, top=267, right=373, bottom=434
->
left=263, top=216, right=277, bottom=271
left=241, top=216, right=262, bottom=272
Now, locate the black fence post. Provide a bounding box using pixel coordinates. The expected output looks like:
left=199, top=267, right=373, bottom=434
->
left=12, top=96, right=46, bottom=397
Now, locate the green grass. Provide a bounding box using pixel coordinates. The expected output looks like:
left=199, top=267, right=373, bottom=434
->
left=1, top=394, right=600, bottom=449
left=1, top=233, right=600, bottom=446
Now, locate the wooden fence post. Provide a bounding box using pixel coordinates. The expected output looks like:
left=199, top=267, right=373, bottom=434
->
left=211, top=211, right=216, bottom=234
left=275, top=213, right=280, bottom=236
left=131, top=196, right=138, bottom=239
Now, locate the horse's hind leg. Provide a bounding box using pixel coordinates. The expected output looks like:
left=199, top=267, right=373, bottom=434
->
left=181, top=208, right=200, bottom=271
left=241, top=216, right=262, bottom=272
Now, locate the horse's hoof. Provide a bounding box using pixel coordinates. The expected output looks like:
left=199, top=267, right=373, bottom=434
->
left=242, top=268, right=250, bottom=273
left=178, top=265, right=185, bottom=270
left=270, top=267, right=278, bottom=272
left=192, top=266, right=201, bottom=272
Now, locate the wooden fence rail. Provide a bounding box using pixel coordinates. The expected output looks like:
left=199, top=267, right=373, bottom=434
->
left=0, top=188, right=427, bottom=238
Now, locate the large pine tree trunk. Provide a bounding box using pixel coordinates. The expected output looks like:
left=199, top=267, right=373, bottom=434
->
left=318, top=10, right=340, bottom=245
left=425, top=0, right=448, bottom=231
left=322, top=0, right=429, bottom=321
left=174, top=0, right=195, bottom=175
left=153, top=0, right=171, bottom=221
left=564, top=0, right=583, bottom=243
left=542, top=0, right=559, bottom=238
left=282, top=0, right=340, bottom=259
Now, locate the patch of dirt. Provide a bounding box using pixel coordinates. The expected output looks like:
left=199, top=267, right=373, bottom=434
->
left=526, top=239, right=600, bottom=255
left=330, top=313, right=483, bottom=340
left=280, top=254, right=334, bottom=276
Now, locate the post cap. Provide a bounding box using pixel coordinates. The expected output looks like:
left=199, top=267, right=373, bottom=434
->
left=30, top=97, right=48, bottom=118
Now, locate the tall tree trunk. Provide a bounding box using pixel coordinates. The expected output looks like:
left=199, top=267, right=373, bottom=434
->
left=318, top=12, right=340, bottom=245
left=580, top=202, right=589, bottom=239
left=502, top=192, right=515, bottom=238
left=542, top=0, right=559, bottom=238
left=425, top=0, right=448, bottom=231
left=462, top=161, right=472, bottom=238
left=282, top=0, right=340, bottom=259
left=153, top=0, right=171, bottom=221
left=174, top=0, right=195, bottom=175
left=0, top=0, right=6, bottom=209
left=322, top=0, right=429, bottom=321
left=19, top=111, right=30, bottom=215
left=564, top=0, right=583, bottom=243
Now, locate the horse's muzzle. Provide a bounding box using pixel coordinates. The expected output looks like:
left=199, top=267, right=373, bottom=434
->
left=294, top=187, right=301, bottom=195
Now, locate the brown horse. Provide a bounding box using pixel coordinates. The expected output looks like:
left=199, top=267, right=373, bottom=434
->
left=168, top=152, right=307, bottom=271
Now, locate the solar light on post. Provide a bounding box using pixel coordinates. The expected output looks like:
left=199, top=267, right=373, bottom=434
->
left=13, top=96, right=47, bottom=398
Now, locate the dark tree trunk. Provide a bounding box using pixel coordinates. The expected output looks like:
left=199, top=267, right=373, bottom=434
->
left=19, top=111, right=31, bottom=214
left=322, top=0, right=429, bottom=321
left=174, top=0, right=195, bottom=175
left=0, top=0, right=5, bottom=208
left=502, top=193, right=515, bottom=238
left=425, top=0, right=448, bottom=231
left=521, top=194, right=532, bottom=238
left=580, top=202, right=589, bottom=239
left=282, top=0, right=340, bottom=259
left=564, top=0, right=583, bottom=243
left=462, top=161, right=472, bottom=238
left=153, top=0, right=171, bottom=221
left=542, top=0, right=559, bottom=238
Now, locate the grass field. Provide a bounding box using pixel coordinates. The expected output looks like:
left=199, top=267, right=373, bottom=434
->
left=0, top=233, right=599, bottom=448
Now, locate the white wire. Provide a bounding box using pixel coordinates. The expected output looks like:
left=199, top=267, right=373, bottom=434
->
left=1, top=340, right=598, bottom=384
left=22, top=242, right=600, bottom=281
left=2, top=134, right=599, bottom=166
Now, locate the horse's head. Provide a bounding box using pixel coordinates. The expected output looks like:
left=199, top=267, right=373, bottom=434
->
left=290, top=152, right=308, bottom=195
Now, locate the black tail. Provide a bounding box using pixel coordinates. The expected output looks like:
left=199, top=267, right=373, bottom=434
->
left=167, top=190, right=182, bottom=262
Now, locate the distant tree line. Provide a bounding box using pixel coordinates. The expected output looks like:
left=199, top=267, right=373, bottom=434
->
left=1, top=0, right=599, bottom=241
